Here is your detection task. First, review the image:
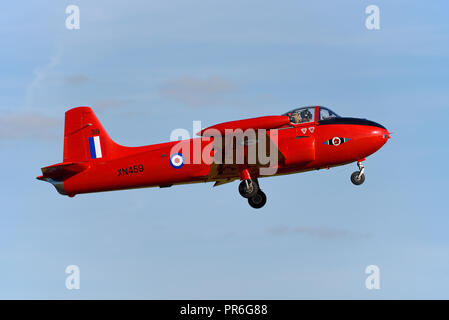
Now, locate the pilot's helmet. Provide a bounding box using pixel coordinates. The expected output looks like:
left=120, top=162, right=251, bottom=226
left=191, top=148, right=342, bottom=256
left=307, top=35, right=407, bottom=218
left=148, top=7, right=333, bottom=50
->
left=300, top=109, right=312, bottom=120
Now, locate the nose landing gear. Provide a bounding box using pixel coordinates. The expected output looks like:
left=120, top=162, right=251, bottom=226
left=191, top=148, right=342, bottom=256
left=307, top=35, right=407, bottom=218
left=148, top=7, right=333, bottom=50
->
left=351, top=161, right=365, bottom=185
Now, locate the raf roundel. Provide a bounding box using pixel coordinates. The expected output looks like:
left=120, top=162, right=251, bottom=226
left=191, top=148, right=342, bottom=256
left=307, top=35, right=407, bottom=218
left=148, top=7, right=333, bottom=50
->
left=323, top=137, right=351, bottom=146
left=169, top=153, right=185, bottom=169
left=332, top=137, right=341, bottom=146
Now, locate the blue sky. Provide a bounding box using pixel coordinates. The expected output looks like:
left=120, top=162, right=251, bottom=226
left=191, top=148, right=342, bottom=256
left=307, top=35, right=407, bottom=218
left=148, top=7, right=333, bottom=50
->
left=1, top=0, right=448, bottom=299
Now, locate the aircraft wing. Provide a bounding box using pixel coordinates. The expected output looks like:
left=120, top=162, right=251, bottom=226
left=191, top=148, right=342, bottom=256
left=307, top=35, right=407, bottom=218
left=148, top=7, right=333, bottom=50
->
left=206, top=128, right=286, bottom=182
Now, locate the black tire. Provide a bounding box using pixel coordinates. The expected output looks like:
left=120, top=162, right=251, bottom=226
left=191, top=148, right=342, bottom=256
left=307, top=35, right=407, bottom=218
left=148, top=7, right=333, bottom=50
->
left=248, top=190, right=267, bottom=209
left=351, top=171, right=365, bottom=185
left=239, top=179, right=259, bottom=198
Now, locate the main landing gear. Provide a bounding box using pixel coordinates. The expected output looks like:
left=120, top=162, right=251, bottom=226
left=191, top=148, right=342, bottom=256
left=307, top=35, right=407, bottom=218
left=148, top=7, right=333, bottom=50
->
left=239, top=179, right=267, bottom=209
left=350, top=161, right=366, bottom=186
left=248, top=189, right=267, bottom=209
left=238, top=167, right=267, bottom=209
left=238, top=179, right=258, bottom=198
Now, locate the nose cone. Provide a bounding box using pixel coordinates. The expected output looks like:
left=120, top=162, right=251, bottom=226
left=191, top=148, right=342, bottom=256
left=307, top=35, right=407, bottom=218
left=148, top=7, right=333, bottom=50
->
left=371, top=125, right=390, bottom=145
left=350, top=118, right=387, bottom=131
left=362, top=120, right=390, bottom=156
left=345, top=117, right=390, bottom=148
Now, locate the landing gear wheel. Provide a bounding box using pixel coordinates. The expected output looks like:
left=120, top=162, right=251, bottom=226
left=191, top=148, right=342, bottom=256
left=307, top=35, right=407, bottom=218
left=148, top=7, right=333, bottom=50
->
left=351, top=171, right=365, bottom=185
left=238, top=179, right=259, bottom=198
left=248, top=190, right=267, bottom=209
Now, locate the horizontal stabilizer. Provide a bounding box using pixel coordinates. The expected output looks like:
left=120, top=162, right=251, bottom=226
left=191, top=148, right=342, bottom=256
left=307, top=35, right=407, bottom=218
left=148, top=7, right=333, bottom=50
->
left=37, top=162, right=88, bottom=182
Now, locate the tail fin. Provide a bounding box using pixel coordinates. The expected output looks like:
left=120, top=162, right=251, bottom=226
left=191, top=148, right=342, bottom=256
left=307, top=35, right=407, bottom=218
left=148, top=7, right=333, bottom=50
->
left=63, top=106, right=118, bottom=163
left=38, top=107, right=124, bottom=195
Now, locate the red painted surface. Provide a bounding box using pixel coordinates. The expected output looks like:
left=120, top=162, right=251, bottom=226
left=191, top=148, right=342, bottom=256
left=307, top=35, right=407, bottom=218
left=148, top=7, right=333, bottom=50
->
left=38, top=106, right=390, bottom=197
left=198, top=115, right=290, bottom=136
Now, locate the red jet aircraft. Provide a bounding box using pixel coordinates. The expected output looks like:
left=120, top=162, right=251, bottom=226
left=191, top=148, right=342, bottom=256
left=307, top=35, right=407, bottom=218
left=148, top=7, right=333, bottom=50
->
left=38, top=106, right=390, bottom=208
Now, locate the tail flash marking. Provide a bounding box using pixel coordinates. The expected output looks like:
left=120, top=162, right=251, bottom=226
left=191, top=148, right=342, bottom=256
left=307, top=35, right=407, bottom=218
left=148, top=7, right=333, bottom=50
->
left=88, top=136, right=103, bottom=159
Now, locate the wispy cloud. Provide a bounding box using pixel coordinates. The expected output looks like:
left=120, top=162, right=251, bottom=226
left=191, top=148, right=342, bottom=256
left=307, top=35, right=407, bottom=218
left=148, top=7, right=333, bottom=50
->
left=266, top=225, right=372, bottom=240
left=159, top=76, right=237, bottom=107
left=65, top=74, right=89, bottom=86
left=0, top=112, right=60, bottom=140
left=24, top=47, right=62, bottom=108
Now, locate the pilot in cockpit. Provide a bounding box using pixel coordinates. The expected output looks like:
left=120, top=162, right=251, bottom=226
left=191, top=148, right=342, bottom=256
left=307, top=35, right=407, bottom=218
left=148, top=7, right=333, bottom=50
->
left=299, top=109, right=312, bottom=123
left=291, top=112, right=301, bottom=124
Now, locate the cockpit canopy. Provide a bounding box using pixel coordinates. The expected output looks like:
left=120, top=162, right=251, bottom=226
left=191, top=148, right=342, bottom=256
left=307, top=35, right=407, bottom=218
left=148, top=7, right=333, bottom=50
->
left=283, top=106, right=339, bottom=124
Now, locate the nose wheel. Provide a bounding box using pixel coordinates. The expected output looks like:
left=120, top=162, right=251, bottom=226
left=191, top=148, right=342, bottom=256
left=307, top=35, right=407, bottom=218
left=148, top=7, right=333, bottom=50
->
left=350, top=161, right=365, bottom=185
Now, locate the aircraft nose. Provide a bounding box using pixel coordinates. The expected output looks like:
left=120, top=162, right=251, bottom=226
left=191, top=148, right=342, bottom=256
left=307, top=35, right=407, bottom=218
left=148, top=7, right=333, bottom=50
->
left=375, top=124, right=390, bottom=139
left=382, top=129, right=391, bottom=140
left=376, top=124, right=390, bottom=140
left=358, top=119, right=389, bottom=140
left=368, top=122, right=390, bottom=148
